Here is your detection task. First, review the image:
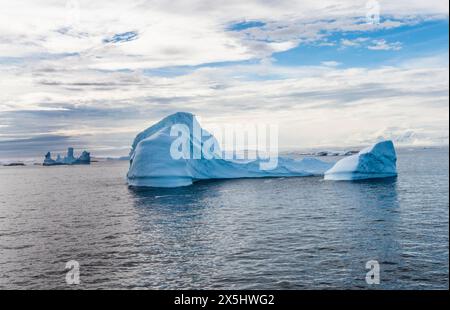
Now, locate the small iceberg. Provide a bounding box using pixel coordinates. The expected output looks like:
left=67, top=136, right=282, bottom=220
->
left=324, top=140, right=397, bottom=181
left=127, top=112, right=334, bottom=188
left=43, top=148, right=91, bottom=166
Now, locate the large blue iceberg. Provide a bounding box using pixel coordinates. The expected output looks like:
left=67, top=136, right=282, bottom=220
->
left=127, top=112, right=334, bottom=187
left=127, top=112, right=397, bottom=187
left=324, top=140, right=397, bottom=181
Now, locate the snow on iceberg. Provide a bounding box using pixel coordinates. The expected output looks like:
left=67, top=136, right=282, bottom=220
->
left=324, top=140, right=397, bottom=181
left=127, top=112, right=334, bottom=187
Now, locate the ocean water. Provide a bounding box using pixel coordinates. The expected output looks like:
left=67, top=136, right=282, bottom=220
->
left=0, top=147, right=448, bottom=289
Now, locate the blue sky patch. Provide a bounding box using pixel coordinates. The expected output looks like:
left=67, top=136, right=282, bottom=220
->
left=103, top=31, right=139, bottom=44
left=228, top=20, right=266, bottom=31
left=273, top=19, right=449, bottom=68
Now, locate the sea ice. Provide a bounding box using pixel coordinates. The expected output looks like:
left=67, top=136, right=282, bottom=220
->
left=324, top=140, right=397, bottom=181
left=127, top=112, right=334, bottom=187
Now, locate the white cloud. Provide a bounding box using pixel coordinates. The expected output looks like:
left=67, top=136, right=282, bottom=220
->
left=0, top=0, right=447, bottom=69
left=321, top=61, right=342, bottom=67
left=341, top=39, right=361, bottom=47
left=340, top=37, right=369, bottom=47
left=0, top=0, right=448, bottom=157
left=367, top=39, right=402, bottom=51
left=340, top=37, right=402, bottom=51
left=1, top=53, right=447, bottom=152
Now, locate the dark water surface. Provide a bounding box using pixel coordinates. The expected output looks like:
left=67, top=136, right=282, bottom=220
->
left=0, top=148, right=448, bottom=289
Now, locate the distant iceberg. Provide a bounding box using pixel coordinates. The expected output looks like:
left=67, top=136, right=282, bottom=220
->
left=127, top=112, right=334, bottom=187
left=43, top=148, right=91, bottom=166
left=43, top=152, right=62, bottom=166
left=324, top=140, right=397, bottom=181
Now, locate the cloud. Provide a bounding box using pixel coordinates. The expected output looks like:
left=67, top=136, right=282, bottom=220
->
left=1, top=53, right=448, bottom=156
left=367, top=39, right=402, bottom=50
left=0, top=134, right=74, bottom=160
left=340, top=37, right=369, bottom=47
left=0, top=1, right=448, bottom=158
left=369, top=126, right=449, bottom=146
left=0, top=1, right=447, bottom=69
left=339, top=37, right=402, bottom=50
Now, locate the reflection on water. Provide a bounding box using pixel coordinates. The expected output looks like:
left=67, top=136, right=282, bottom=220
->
left=324, top=177, right=401, bottom=288
left=0, top=148, right=448, bottom=289
left=124, top=175, right=434, bottom=289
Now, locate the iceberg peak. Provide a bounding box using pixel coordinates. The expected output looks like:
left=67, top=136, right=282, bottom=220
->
left=130, top=112, right=196, bottom=155
left=324, top=140, right=397, bottom=181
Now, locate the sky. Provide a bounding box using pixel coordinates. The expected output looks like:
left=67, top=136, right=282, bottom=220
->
left=0, top=0, right=448, bottom=160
